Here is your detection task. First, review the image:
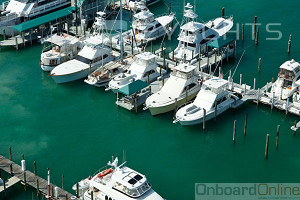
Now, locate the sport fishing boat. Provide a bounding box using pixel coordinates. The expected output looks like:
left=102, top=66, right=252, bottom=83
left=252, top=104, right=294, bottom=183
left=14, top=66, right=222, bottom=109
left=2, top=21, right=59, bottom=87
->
left=270, top=59, right=300, bottom=99
left=130, top=0, right=174, bottom=42
left=128, top=0, right=160, bottom=8
left=0, top=0, right=70, bottom=36
left=145, top=63, right=201, bottom=116
left=169, top=3, right=233, bottom=61
left=40, top=33, right=81, bottom=72
left=50, top=37, right=114, bottom=84
left=72, top=157, right=164, bottom=200
left=107, top=52, right=166, bottom=93
left=173, top=78, right=239, bottom=126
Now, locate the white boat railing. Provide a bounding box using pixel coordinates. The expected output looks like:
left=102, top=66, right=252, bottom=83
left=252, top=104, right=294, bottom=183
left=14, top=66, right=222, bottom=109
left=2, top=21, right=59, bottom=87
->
left=26, top=0, right=69, bottom=16
left=0, top=13, right=19, bottom=23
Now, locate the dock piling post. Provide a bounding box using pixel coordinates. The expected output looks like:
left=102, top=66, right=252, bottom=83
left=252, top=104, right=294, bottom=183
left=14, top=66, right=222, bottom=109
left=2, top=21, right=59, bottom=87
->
left=22, top=32, right=25, bottom=47
left=15, top=37, right=18, bottom=50
left=91, top=190, right=94, bottom=200
left=34, top=161, right=37, bottom=176
left=134, top=95, right=137, bottom=113
left=62, top=174, right=64, bottom=190
left=271, top=92, right=275, bottom=110
left=76, top=183, right=79, bottom=198
left=9, top=147, right=12, bottom=161
left=255, top=27, right=259, bottom=45
left=286, top=98, right=289, bottom=115
left=242, top=24, right=244, bottom=42
left=253, top=78, right=256, bottom=90
left=233, top=120, right=236, bottom=144
left=3, top=178, right=6, bottom=198
left=54, top=187, right=58, bottom=198
left=265, top=134, right=270, bottom=159
left=253, top=16, right=257, bottom=38
left=244, top=114, right=247, bottom=136
left=147, top=73, right=149, bottom=83
left=226, top=45, right=229, bottom=62
left=203, top=109, right=206, bottom=130
left=276, top=125, right=280, bottom=149
left=3, top=30, right=6, bottom=40
left=23, top=172, right=27, bottom=191
left=244, top=83, right=247, bottom=95
left=214, top=51, right=217, bottom=65
left=131, top=36, right=133, bottom=55
left=294, top=120, right=297, bottom=136
left=258, top=58, right=261, bottom=72
left=257, top=88, right=260, bottom=104
left=116, top=92, right=119, bottom=107
left=214, top=102, right=217, bottom=121
left=184, top=54, right=186, bottom=63
left=172, top=50, right=174, bottom=61
left=36, top=179, right=39, bottom=198
left=240, top=74, right=242, bottom=85
left=233, top=41, right=236, bottom=59
left=288, top=34, right=292, bottom=54
left=47, top=168, right=50, bottom=199
left=30, top=29, right=32, bottom=45
left=222, top=7, right=225, bottom=18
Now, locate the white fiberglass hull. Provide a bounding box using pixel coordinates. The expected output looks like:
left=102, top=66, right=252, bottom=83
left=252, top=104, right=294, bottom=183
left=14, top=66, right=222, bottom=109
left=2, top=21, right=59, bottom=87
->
left=51, top=66, right=97, bottom=84
left=41, top=64, right=55, bottom=72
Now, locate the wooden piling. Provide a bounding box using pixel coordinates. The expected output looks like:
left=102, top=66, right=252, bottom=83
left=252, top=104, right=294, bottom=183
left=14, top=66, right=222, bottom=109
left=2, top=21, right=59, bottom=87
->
left=288, top=34, right=292, bottom=54
left=265, top=134, right=270, bottom=159
left=253, top=16, right=257, bottom=38
left=174, top=98, right=177, bottom=115
left=233, top=41, right=236, bottom=59
left=203, top=109, right=206, bottom=130
left=36, top=179, right=39, bottom=198
left=276, top=125, right=280, bottom=149
left=34, top=161, right=37, bottom=176
left=172, top=50, right=174, bottom=61
left=244, top=114, right=247, bottom=136
left=9, top=147, right=12, bottom=161
left=233, top=120, right=236, bottom=144
left=76, top=183, right=79, bottom=198
left=30, top=29, right=32, bottom=45
left=3, top=30, right=6, bottom=40
left=10, top=164, right=13, bottom=176
left=222, top=7, right=225, bottom=18
left=255, top=26, right=259, bottom=45
left=23, top=172, right=27, bottom=191
left=62, top=175, right=64, bottom=190
left=3, top=178, right=6, bottom=198
left=131, top=36, right=133, bottom=55
left=15, top=37, right=18, bottom=50
left=242, top=24, right=244, bottom=42
left=294, top=120, right=297, bottom=136
left=22, top=32, right=25, bottom=47
left=258, top=58, right=261, bottom=72
left=22, top=154, right=24, bottom=160
left=214, top=102, right=217, bottom=121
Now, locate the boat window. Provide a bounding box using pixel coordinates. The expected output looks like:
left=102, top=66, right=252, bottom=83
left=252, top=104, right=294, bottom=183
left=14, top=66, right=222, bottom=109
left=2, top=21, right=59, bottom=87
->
left=77, top=55, right=92, bottom=64
left=92, top=54, right=109, bottom=64
left=188, top=43, right=196, bottom=48
left=148, top=26, right=154, bottom=31
left=134, top=174, right=143, bottom=181
left=216, top=97, right=227, bottom=105
left=279, top=68, right=295, bottom=80
left=155, top=23, right=162, bottom=28
left=283, top=79, right=293, bottom=88
left=200, top=34, right=216, bottom=45
left=199, top=26, right=210, bottom=33
left=295, top=66, right=300, bottom=73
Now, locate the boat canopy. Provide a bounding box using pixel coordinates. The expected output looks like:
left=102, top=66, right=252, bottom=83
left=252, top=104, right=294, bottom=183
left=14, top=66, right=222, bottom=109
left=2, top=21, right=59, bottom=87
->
left=118, top=80, right=149, bottom=96
left=207, top=37, right=234, bottom=49
left=12, top=7, right=75, bottom=32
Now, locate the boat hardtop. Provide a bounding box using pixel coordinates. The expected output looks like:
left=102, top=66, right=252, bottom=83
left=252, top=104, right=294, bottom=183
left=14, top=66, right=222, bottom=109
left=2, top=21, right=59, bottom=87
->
left=44, top=34, right=79, bottom=47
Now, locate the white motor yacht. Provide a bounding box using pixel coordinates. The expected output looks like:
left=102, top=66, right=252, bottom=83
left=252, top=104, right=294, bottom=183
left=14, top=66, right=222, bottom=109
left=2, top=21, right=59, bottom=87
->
left=170, top=3, right=233, bottom=61
left=0, top=0, right=70, bottom=36
left=174, top=78, right=239, bottom=126
left=130, top=0, right=174, bottom=42
left=145, top=63, right=201, bottom=116
left=107, top=52, right=166, bottom=93
left=270, top=59, right=300, bottom=99
left=40, top=33, right=81, bottom=72
left=73, top=157, right=164, bottom=200
left=50, top=37, right=114, bottom=84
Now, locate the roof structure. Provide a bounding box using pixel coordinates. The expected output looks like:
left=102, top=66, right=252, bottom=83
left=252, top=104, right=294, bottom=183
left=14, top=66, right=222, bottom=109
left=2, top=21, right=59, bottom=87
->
left=207, top=37, right=234, bottom=49
left=118, top=80, right=149, bottom=96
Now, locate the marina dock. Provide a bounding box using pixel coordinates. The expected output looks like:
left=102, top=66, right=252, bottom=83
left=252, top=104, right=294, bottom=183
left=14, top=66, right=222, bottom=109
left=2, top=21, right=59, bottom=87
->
left=0, top=155, right=76, bottom=199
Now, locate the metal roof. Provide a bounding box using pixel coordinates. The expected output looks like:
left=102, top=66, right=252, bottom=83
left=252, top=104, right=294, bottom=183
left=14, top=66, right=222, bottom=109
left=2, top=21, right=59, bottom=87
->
left=118, top=80, right=149, bottom=96
left=12, top=7, right=75, bottom=32
left=207, top=37, right=234, bottom=49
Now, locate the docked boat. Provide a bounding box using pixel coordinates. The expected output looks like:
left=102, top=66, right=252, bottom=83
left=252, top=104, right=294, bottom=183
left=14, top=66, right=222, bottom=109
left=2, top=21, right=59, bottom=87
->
left=270, top=59, right=300, bottom=99
left=107, top=52, right=166, bottom=93
left=84, top=56, right=130, bottom=87
left=173, top=78, right=239, bottom=126
left=130, top=0, right=174, bottom=42
left=73, top=157, right=164, bottom=200
left=49, top=37, right=114, bottom=84
left=129, top=0, right=161, bottom=8
left=40, top=33, right=81, bottom=72
left=0, top=0, right=70, bottom=36
left=169, top=3, right=233, bottom=61
left=145, top=63, right=201, bottom=116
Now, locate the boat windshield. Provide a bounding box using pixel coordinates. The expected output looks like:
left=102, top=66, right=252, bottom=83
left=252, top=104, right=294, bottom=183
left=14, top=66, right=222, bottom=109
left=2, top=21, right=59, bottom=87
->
left=171, top=70, right=192, bottom=79
left=278, top=68, right=295, bottom=80
left=77, top=55, right=92, bottom=64
left=113, top=181, right=151, bottom=198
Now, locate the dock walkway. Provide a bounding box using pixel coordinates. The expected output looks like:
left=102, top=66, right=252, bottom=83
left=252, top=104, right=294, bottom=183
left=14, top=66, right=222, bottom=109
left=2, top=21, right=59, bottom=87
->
left=0, top=155, right=76, bottom=199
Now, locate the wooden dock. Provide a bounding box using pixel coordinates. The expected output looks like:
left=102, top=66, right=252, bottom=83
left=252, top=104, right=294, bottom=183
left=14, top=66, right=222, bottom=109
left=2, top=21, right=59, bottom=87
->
left=0, top=155, right=77, bottom=199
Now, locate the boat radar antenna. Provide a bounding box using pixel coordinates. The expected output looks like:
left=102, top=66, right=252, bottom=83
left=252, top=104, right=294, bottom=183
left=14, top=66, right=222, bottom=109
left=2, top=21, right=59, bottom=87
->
left=184, top=3, right=198, bottom=23
left=108, top=157, right=119, bottom=169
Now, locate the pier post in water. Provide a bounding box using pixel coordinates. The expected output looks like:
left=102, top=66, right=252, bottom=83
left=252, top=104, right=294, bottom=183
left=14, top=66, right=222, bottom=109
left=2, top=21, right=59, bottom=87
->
left=36, top=179, right=39, bottom=198
left=253, top=78, right=256, bottom=90
left=244, top=114, right=247, bottom=136
left=3, top=178, right=6, bottom=198
left=76, top=183, right=79, bottom=198
left=214, top=102, right=217, bottom=121
left=233, top=41, right=237, bottom=59
left=9, top=147, right=12, bottom=161
left=3, top=30, right=6, bottom=40
left=276, top=125, right=280, bottom=149
left=233, top=120, right=236, bottom=144
left=265, top=134, right=270, bottom=159
left=15, top=37, right=18, bottom=50
left=22, top=32, right=25, bottom=47
left=240, top=74, right=242, bottom=85
left=203, top=108, right=206, bottom=130
left=294, top=121, right=297, bottom=136
left=174, top=98, right=177, bottom=115
left=23, top=172, right=27, bottom=191
left=62, top=175, right=64, bottom=190
left=222, top=7, right=225, bottom=18
left=242, top=24, right=244, bottom=42
left=34, top=161, right=37, bottom=176
left=253, top=16, right=257, bottom=38
left=91, top=191, right=94, bottom=199
left=47, top=168, right=51, bottom=198
left=255, top=27, right=259, bottom=45
left=288, top=34, right=292, bottom=54
left=258, top=58, right=261, bottom=72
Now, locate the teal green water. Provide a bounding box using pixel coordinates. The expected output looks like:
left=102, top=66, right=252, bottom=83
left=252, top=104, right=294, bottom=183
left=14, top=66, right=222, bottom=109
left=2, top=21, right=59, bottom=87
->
left=0, top=0, right=300, bottom=199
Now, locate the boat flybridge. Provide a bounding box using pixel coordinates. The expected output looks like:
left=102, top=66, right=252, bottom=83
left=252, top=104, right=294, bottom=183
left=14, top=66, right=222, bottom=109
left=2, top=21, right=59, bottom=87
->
left=0, top=0, right=70, bottom=36
left=130, top=0, right=174, bottom=42
left=40, top=33, right=81, bottom=72
left=145, top=63, right=201, bottom=116
left=173, top=78, right=239, bottom=126
left=73, top=157, right=164, bottom=200
left=107, top=52, right=166, bottom=93
left=270, top=59, right=300, bottom=100
left=128, top=0, right=161, bottom=9
left=170, top=3, right=233, bottom=61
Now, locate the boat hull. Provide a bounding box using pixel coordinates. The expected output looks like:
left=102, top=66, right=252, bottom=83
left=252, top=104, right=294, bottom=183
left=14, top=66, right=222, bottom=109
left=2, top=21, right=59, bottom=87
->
left=41, top=64, right=56, bottom=72
left=51, top=68, right=95, bottom=84
left=149, top=92, right=198, bottom=116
